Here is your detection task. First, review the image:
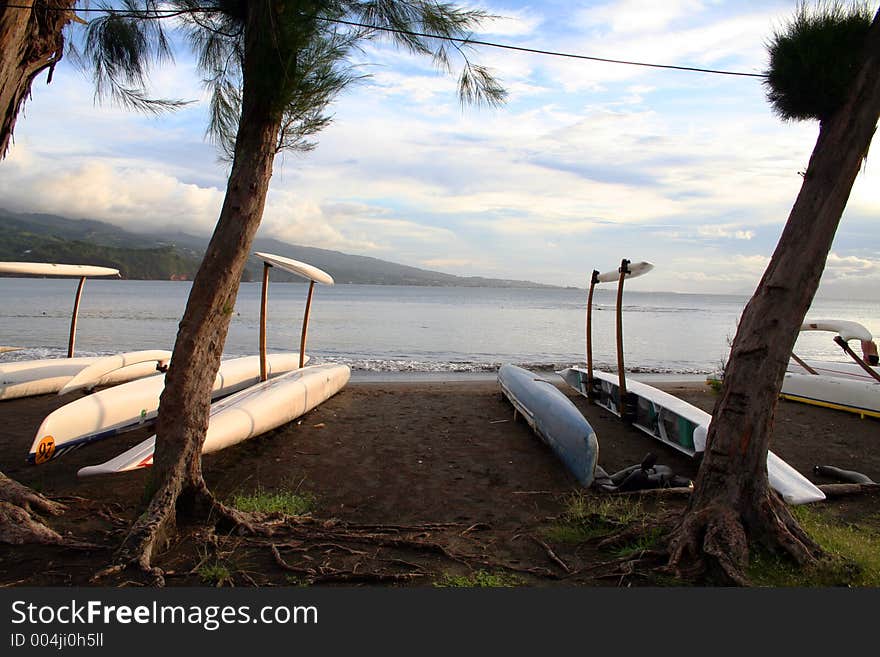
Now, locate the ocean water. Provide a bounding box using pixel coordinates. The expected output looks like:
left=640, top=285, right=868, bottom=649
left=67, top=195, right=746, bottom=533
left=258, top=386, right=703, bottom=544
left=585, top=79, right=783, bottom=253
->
left=1, top=278, right=878, bottom=375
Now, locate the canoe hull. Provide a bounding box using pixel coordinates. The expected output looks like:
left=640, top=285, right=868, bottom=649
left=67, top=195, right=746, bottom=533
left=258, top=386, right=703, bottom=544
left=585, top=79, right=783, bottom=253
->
left=1, top=350, right=171, bottom=401
left=29, top=353, right=306, bottom=464
left=498, top=364, right=598, bottom=487
left=78, top=363, right=350, bottom=477
left=559, top=367, right=825, bottom=505
left=781, top=372, right=880, bottom=419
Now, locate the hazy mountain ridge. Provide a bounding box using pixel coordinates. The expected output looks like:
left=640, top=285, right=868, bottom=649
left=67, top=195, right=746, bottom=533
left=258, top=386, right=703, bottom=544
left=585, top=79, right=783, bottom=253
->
left=0, top=209, right=558, bottom=288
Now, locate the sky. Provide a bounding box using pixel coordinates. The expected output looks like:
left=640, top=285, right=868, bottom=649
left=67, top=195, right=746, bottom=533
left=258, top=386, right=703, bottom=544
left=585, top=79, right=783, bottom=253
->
left=1, top=0, right=879, bottom=298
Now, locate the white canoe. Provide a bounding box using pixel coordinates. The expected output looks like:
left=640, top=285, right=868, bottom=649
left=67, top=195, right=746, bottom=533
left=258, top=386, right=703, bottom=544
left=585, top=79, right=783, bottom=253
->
left=28, top=352, right=307, bottom=464
left=1, top=350, right=172, bottom=401
left=780, top=371, right=880, bottom=419
left=560, top=367, right=826, bottom=505
left=79, top=363, right=350, bottom=477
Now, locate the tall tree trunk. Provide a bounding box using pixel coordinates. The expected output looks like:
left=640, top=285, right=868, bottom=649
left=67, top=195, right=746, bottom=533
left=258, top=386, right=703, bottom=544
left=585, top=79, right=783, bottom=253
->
left=117, top=8, right=285, bottom=570
left=0, top=0, right=75, bottom=158
left=0, top=0, right=77, bottom=545
left=668, top=11, right=880, bottom=584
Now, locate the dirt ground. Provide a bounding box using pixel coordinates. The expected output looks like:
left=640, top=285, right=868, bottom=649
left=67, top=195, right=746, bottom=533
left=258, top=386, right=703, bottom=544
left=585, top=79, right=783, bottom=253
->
left=0, top=377, right=878, bottom=587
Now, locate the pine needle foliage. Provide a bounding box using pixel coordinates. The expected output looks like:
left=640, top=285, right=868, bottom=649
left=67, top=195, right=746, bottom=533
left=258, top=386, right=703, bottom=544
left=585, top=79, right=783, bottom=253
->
left=74, top=1, right=506, bottom=160
left=764, top=1, right=874, bottom=122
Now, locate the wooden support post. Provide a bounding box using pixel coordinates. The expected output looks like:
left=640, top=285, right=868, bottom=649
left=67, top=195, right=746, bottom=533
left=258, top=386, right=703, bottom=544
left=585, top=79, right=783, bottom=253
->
left=67, top=276, right=86, bottom=358
left=299, top=281, right=315, bottom=369
left=834, top=336, right=880, bottom=383
left=615, top=259, right=631, bottom=415
left=790, top=352, right=817, bottom=375
left=586, top=269, right=599, bottom=397
left=259, top=262, right=270, bottom=382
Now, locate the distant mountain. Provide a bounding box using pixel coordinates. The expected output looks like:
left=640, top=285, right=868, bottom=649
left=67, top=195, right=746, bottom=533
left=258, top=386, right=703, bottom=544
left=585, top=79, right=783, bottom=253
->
left=0, top=209, right=558, bottom=288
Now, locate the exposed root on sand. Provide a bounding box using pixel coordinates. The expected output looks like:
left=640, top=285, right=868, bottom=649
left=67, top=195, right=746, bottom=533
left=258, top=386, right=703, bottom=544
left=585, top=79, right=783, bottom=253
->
left=663, top=492, right=823, bottom=585
left=0, top=472, right=90, bottom=547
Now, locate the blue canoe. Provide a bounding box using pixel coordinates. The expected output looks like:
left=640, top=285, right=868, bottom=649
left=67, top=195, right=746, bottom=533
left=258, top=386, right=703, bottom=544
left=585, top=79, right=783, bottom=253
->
left=498, top=364, right=599, bottom=487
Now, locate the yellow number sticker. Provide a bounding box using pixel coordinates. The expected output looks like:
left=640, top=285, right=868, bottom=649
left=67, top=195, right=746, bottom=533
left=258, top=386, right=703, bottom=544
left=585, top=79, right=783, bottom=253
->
left=35, top=436, right=56, bottom=464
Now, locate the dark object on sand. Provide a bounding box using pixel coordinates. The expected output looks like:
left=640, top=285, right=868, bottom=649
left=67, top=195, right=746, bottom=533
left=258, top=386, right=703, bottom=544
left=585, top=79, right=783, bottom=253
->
left=813, top=464, right=876, bottom=485
left=593, top=453, right=692, bottom=493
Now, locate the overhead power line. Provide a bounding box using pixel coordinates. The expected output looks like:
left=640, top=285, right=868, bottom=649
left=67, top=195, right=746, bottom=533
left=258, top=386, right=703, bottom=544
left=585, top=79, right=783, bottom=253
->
left=320, top=16, right=766, bottom=79
left=3, top=3, right=767, bottom=79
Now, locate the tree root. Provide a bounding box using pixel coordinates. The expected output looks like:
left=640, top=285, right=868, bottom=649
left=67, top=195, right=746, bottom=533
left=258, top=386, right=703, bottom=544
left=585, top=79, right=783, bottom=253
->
left=817, top=483, right=880, bottom=498
left=270, top=544, right=427, bottom=584
left=0, top=472, right=65, bottom=516
left=0, top=502, right=68, bottom=546
left=666, top=493, right=823, bottom=585
left=0, top=472, right=79, bottom=546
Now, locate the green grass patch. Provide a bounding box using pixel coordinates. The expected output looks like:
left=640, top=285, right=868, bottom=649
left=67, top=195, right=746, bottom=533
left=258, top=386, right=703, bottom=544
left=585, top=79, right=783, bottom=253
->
left=543, top=493, right=647, bottom=544
left=434, top=570, right=523, bottom=588
left=748, top=507, right=880, bottom=587
left=198, top=562, right=232, bottom=586
left=228, top=488, right=316, bottom=516
left=612, top=525, right=664, bottom=559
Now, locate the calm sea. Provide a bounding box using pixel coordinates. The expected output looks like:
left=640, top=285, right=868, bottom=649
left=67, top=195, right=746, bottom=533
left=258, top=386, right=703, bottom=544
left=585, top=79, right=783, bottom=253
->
left=1, top=279, right=878, bottom=376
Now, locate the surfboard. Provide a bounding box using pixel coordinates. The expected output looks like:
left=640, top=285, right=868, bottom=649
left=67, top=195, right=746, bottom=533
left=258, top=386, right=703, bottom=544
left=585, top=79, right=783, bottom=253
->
left=559, top=367, right=826, bottom=505
left=1, top=350, right=172, bottom=401
left=498, top=364, right=598, bottom=487
left=28, top=352, right=307, bottom=464
left=0, top=262, right=119, bottom=277
left=78, top=363, right=350, bottom=477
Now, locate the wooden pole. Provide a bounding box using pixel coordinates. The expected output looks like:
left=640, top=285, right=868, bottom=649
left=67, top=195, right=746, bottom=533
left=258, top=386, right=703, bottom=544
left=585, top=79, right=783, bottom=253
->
left=586, top=269, right=599, bottom=397
left=67, top=276, right=86, bottom=358
left=259, top=262, right=270, bottom=382
left=299, top=281, right=315, bottom=369
left=834, top=336, right=880, bottom=383
left=790, top=352, right=817, bottom=375
left=615, top=259, right=630, bottom=415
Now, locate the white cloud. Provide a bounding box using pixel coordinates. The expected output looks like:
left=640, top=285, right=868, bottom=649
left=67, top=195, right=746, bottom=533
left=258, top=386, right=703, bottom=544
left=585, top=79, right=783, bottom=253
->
left=697, top=225, right=755, bottom=240
left=576, top=0, right=707, bottom=35
left=1, top=1, right=878, bottom=297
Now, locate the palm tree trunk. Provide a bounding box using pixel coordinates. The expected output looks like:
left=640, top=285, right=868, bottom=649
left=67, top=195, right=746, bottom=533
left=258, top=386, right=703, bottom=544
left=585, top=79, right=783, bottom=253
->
left=668, top=11, right=880, bottom=584
left=0, top=0, right=75, bottom=158
left=117, top=8, right=285, bottom=570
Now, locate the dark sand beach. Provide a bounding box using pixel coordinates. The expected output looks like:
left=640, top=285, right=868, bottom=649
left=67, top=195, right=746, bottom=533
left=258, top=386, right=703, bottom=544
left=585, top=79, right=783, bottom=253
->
left=0, top=377, right=878, bottom=586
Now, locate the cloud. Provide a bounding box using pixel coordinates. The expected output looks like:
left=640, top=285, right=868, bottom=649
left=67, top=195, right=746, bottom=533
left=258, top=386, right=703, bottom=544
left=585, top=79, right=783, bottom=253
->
left=576, top=0, right=707, bottom=35
left=1, top=2, right=878, bottom=297
left=697, top=225, right=755, bottom=240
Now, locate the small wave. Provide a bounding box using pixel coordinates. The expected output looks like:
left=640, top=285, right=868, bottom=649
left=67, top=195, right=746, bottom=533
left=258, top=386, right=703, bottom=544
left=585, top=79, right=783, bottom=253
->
left=308, top=356, right=715, bottom=375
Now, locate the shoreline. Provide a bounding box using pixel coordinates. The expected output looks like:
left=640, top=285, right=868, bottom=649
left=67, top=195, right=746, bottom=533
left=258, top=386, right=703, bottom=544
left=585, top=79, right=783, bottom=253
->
left=349, top=368, right=710, bottom=385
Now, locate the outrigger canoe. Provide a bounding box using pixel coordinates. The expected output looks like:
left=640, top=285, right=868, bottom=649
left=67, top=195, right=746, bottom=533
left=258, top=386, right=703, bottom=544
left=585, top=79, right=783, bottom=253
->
left=29, top=252, right=336, bottom=464
left=28, top=352, right=306, bottom=464
left=781, top=319, right=880, bottom=418
left=498, top=363, right=598, bottom=487
left=1, top=261, right=170, bottom=400
left=560, top=367, right=826, bottom=505
left=78, top=363, right=350, bottom=476
left=563, top=258, right=825, bottom=505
